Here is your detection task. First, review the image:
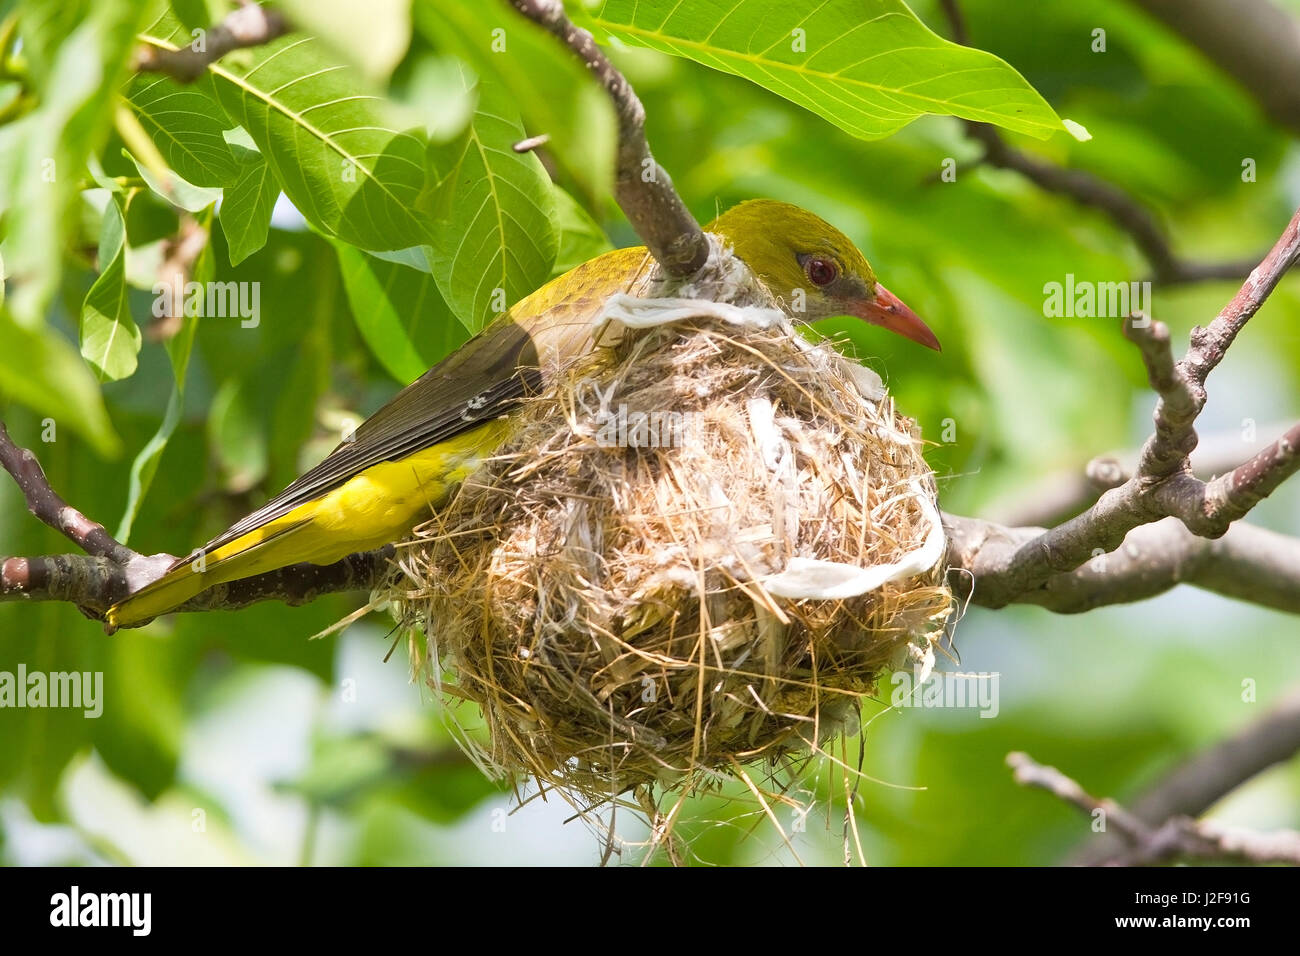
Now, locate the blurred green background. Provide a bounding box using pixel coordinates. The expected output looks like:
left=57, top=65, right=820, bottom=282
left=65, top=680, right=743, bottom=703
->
left=1, top=0, right=1298, bottom=865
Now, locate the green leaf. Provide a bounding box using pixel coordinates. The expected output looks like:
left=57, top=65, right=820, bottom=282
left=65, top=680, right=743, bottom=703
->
left=167, top=0, right=213, bottom=33
left=129, top=152, right=222, bottom=212
left=426, top=79, right=558, bottom=331
left=580, top=0, right=1066, bottom=140
left=551, top=186, right=612, bottom=276
left=276, top=0, right=413, bottom=82
left=0, top=1, right=146, bottom=327
left=389, top=55, right=477, bottom=143
left=207, top=378, right=268, bottom=493
left=116, top=386, right=182, bottom=543
left=116, top=213, right=213, bottom=541
left=0, top=313, right=120, bottom=457
left=414, top=0, right=617, bottom=201
left=124, top=73, right=240, bottom=187
left=219, top=146, right=279, bottom=265
left=368, top=245, right=433, bottom=272
left=79, top=195, right=142, bottom=382
left=134, top=23, right=435, bottom=250
left=124, top=188, right=180, bottom=246
left=334, top=241, right=470, bottom=383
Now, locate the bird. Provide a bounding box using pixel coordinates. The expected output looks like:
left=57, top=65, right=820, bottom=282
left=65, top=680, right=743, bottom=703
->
left=105, top=199, right=940, bottom=629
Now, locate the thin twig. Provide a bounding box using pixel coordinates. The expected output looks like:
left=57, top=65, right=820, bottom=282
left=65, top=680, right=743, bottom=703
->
left=1008, top=751, right=1300, bottom=865
left=0, top=423, right=134, bottom=564
left=983, top=420, right=1300, bottom=529
left=508, top=0, right=709, bottom=277
left=1071, top=687, right=1300, bottom=864
left=512, top=133, right=550, bottom=154
left=150, top=215, right=208, bottom=340
left=971, top=206, right=1300, bottom=602
left=133, top=0, right=288, bottom=82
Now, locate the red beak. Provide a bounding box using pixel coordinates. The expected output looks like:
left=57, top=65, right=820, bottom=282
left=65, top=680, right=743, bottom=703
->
left=850, top=283, right=941, bottom=351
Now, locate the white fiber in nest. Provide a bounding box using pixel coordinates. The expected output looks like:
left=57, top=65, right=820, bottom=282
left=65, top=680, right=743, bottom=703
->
left=762, top=479, right=947, bottom=600
left=600, top=292, right=785, bottom=331
left=746, top=397, right=785, bottom=471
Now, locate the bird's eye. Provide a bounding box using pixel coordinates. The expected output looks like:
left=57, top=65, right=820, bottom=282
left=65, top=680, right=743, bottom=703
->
left=803, top=256, right=838, bottom=287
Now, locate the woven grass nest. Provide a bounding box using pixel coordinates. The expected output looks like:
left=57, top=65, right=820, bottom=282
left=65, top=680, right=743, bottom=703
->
left=388, top=258, right=953, bottom=849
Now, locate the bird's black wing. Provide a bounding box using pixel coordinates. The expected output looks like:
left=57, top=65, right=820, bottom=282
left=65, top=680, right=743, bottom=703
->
left=188, top=247, right=653, bottom=561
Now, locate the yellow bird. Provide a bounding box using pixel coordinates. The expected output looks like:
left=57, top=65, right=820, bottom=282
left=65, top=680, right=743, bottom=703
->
left=106, top=200, right=939, bottom=629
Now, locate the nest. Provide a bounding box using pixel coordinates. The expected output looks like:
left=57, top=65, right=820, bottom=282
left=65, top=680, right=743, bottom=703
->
left=388, top=269, right=952, bottom=847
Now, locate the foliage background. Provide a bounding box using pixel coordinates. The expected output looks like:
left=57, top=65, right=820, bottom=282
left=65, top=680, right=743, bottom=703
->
left=1, top=0, right=1298, bottom=865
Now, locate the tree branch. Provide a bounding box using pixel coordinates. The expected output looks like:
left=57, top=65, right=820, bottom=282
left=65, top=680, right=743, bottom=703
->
left=2, top=554, right=132, bottom=611
left=939, top=0, right=1267, bottom=287
left=508, top=0, right=709, bottom=277
left=12, top=505, right=1300, bottom=620
left=1008, top=751, right=1300, bottom=866
left=963, top=123, right=1260, bottom=286
left=0, top=420, right=392, bottom=620
left=946, top=513, right=1300, bottom=614
left=1202, top=421, right=1300, bottom=529
left=133, top=1, right=287, bottom=83
left=959, top=206, right=1300, bottom=605
left=1071, top=686, right=1300, bottom=864
left=983, top=420, right=1299, bottom=529
left=0, top=422, right=134, bottom=564
left=1127, top=0, right=1300, bottom=138
left=1, top=547, right=392, bottom=617
left=172, top=547, right=393, bottom=614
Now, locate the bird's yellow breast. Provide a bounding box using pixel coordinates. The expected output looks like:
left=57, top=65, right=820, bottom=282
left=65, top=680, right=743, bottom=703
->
left=208, top=418, right=511, bottom=573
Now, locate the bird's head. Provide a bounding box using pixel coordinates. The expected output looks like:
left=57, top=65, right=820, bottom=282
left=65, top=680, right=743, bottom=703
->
left=707, top=199, right=940, bottom=351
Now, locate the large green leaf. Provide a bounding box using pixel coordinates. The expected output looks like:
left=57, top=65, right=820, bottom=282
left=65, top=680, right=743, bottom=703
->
left=334, top=242, right=470, bottom=383
left=414, top=0, right=617, bottom=202
left=137, top=23, right=434, bottom=250
left=0, top=313, right=120, bottom=457
left=551, top=186, right=613, bottom=277
left=129, top=153, right=222, bottom=213
left=580, top=0, right=1068, bottom=140
left=79, top=195, right=142, bottom=382
left=0, top=1, right=146, bottom=327
left=276, top=0, right=413, bottom=82
left=124, top=74, right=239, bottom=187
left=207, top=377, right=269, bottom=493
left=426, top=80, right=558, bottom=331
left=219, top=146, right=280, bottom=265
left=388, top=55, right=477, bottom=144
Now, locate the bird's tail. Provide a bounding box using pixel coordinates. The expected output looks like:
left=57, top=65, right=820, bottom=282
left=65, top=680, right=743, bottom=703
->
left=105, top=557, right=213, bottom=630
left=106, top=516, right=312, bottom=629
